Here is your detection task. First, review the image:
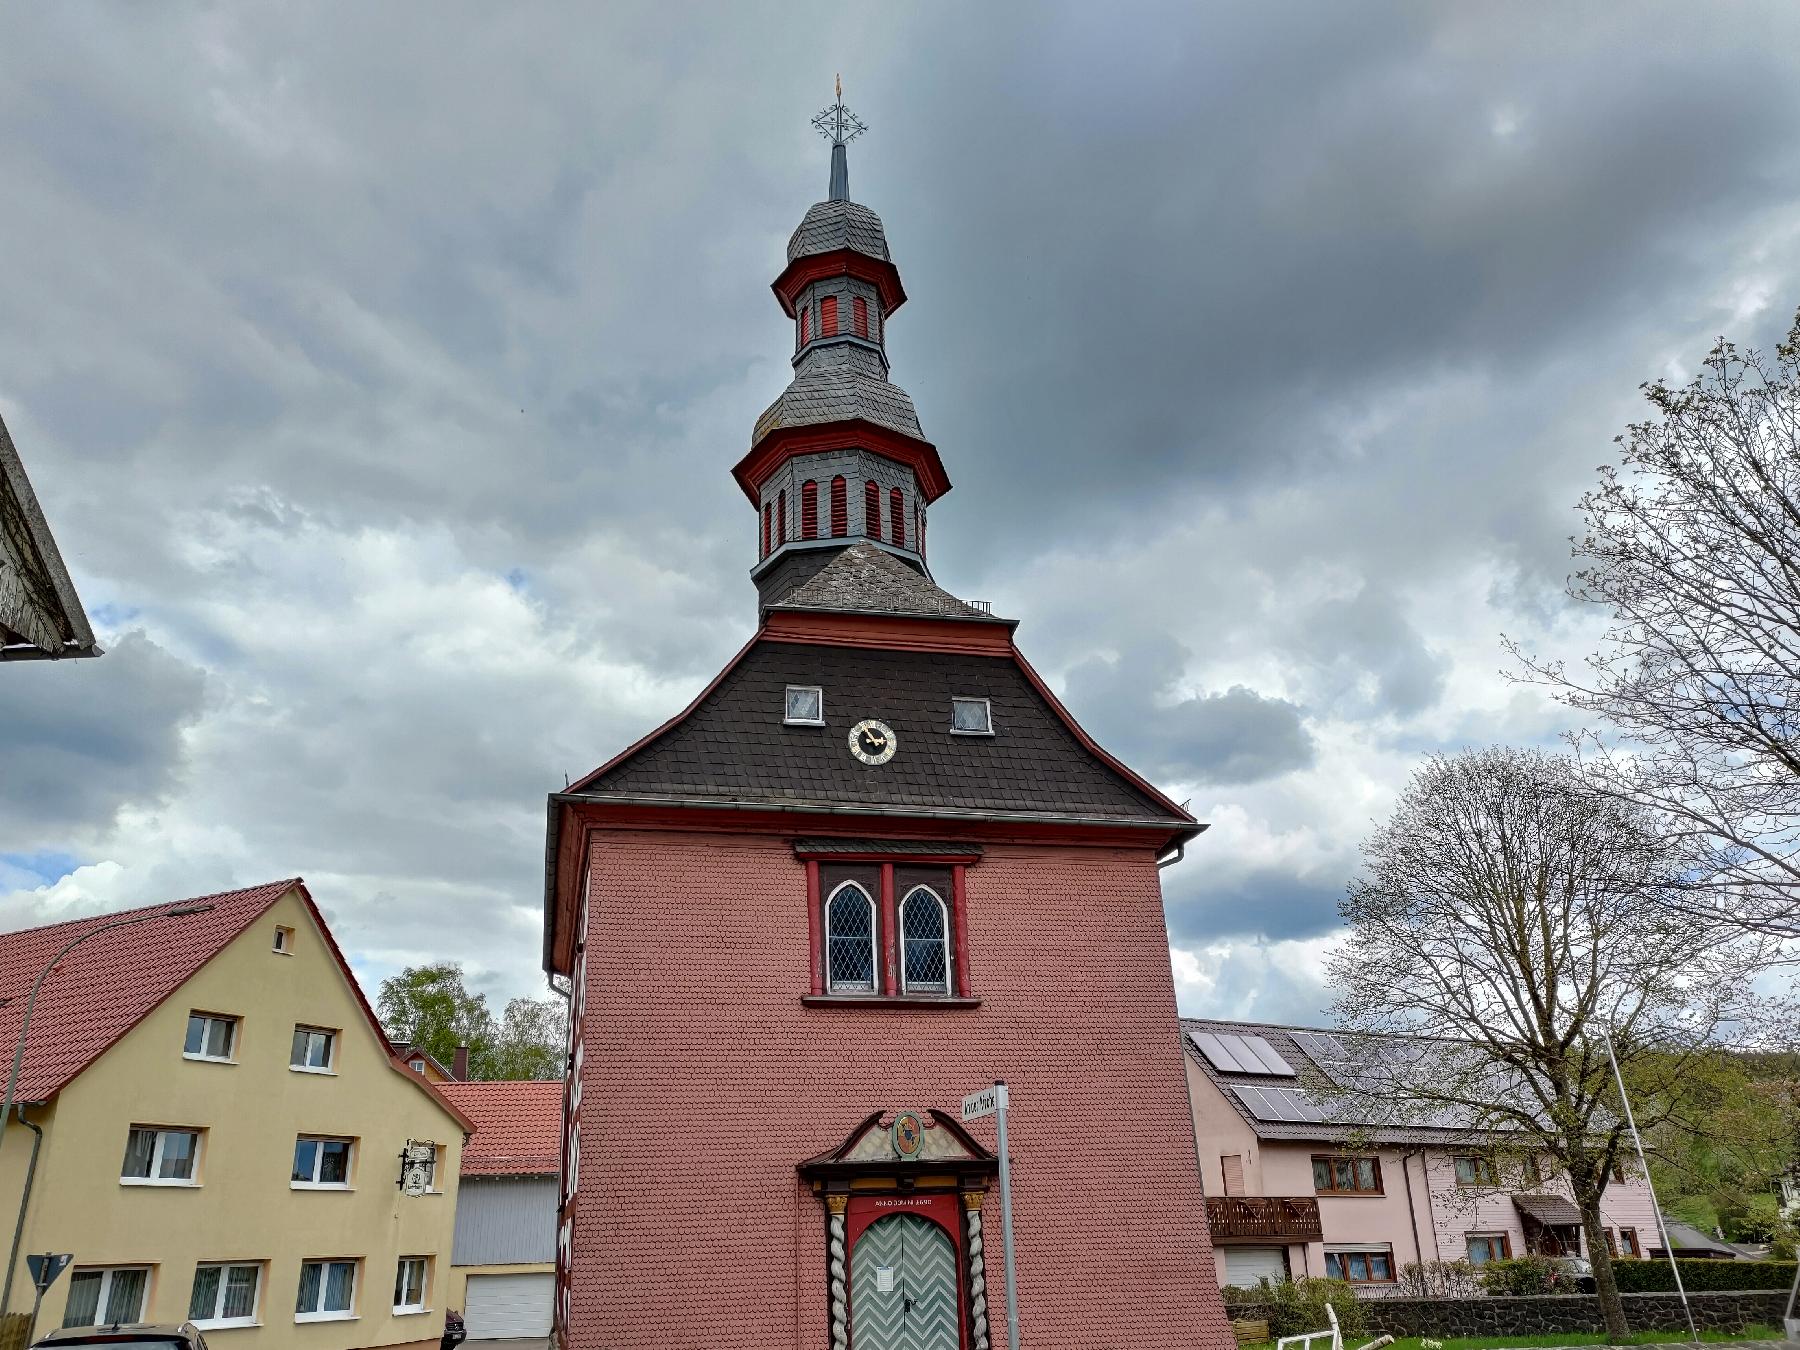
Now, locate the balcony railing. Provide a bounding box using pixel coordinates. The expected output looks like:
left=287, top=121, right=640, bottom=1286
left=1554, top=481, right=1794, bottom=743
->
left=1206, top=1195, right=1323, bottom=1244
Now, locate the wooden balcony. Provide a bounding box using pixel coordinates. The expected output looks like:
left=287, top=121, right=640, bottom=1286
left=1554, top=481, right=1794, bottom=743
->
left=1206, top=1196, right=1323, bottom=1244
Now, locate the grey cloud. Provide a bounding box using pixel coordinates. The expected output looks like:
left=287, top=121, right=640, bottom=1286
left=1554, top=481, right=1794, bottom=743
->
left=1164, top=865, right=1345, bottom=949
left=1286, top=589, right=1450, bottom=718
left=0, top=632, right=205, bottom=838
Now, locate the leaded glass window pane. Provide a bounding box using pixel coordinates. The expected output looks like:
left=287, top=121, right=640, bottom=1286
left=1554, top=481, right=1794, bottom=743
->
left=951, top=698, right=992, bottom=733
left=785, top=686, right=823, bottom=724
left=825, top=886, right=875, bottom=992
left=901, top=887, right=948, bottom=993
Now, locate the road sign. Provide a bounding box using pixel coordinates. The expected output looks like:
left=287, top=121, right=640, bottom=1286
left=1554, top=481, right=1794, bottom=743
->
left=961, top=1084, right=1004, bottom=1122
left=27, top=1254, right=70, bottom=1293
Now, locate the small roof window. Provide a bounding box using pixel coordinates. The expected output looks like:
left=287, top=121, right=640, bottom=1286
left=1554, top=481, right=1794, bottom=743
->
left=950, top=697, right=993, bottom=736
left=785, top=686, right=824, bottom=726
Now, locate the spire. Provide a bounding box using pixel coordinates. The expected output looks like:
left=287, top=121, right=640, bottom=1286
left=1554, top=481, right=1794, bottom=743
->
left=812, top=75, right=865, bottom=203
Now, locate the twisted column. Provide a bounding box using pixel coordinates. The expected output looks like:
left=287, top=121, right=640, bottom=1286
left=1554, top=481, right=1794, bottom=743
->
left=827, top=1195, right=849, bottom=1350
left=964, top=1192, right=991, bottom=1350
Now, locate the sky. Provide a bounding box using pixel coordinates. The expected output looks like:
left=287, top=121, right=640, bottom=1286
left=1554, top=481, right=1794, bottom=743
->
left=5, top=2, right=1800, bottom=1024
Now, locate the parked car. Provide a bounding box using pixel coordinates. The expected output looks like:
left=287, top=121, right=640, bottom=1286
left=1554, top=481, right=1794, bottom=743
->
left=33, top=1326, right=207, bottom=1350
left=1548, top=1255, right=1596, bottom=1293
left=441, top=1309, right=467, bottom=1350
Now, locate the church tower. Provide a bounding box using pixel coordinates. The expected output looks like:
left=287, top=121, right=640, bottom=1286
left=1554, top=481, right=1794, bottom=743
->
left=545, top=91, right=1233, bottom=1350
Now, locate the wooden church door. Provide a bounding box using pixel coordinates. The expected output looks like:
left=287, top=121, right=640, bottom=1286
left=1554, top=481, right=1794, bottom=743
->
left=849, top=1214, right=959, bottom=1349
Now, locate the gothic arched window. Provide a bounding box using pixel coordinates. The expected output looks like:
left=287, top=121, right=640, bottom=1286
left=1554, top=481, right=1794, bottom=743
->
left=890, top=487, right=905, bottom=547
left=900, top=886, right=950, bottom=994
left=801, top=480, right=819, bottom=539
left=864, top=481, right=881, bottom=540
left=830, top=476, right=848, bottom=537
left=825, top=883, right=877, bottom=993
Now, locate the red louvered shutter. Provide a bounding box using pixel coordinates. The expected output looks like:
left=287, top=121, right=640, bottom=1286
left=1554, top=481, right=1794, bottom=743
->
left=853, top=297, right=869, bottom=338
left=801, top=481, right=818, bottom=539
left=890, top=488, right=905, bottom=547
left=761, top=504, right=771, bottom=557
left=799, top=308, right=809, bottom=346
left=830, top=476, right=848, bottom=536
left=777, top=489, right=787, bottom=544
left=864, top=481, right=880, bottom=539
left=820, top=296, right=838, bottom=336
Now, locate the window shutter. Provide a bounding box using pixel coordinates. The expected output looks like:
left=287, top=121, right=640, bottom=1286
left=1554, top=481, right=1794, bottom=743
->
left=801, top=481, right=818, bottom=539
left=1222, top=1154, right=1245, bottom=1196
left=889, top=488, right=905, bottom=546
left=864, top=481, right=880, bottom=539
left=820, top=295, right=838, bottom=336
left=799, top=308, right=809, bottom=346
left=762, top=503, right=771, bottom=557
left=777, top=489, right=787, bottom=544
left=830, top=476, right=848, bottom=536
left=853, top=296, right=869, bottom=337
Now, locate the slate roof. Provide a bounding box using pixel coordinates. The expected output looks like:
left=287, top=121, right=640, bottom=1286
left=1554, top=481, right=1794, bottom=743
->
left=0, top=412, right=98, bottom=660
left=787, top=200, right=890, bottom=264
left=753, top=368, right=923, bottom=445
left=775, top=544, right=996, bottom=621
left=572, top=639, right=1182, bottom=823
left=792, top=838, right=983, bottom=856
left=436, top=1080, right=562, bottom=1176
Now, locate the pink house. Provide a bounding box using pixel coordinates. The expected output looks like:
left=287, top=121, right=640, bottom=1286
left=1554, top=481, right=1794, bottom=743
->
left=1182, top=1019, right=1659, bottom=1292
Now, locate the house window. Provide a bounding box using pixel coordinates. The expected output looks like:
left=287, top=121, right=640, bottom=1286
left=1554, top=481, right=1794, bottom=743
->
left=63, top=1267, right=149, bottom=1327
left=801, top=480, right=819, bottom=539
left=890, top=487, right=905, bottom=546
left=184, top=1013, right=237, bottom=1062
left=820, top=295, right=838, bottom=336
left=190, top=1263, right=261, bottom=1328
left=785, top=686, right=824, bottom=726
left=829, top=476, right=848, bottom=536
left=290, top=1026, right=336, bottom=1072
left=853, top=296, right=870, bottom=338
left=899, top=886, right=950, bottom=994
left=121, top=1126, right=201, bottom=1185
left=950, top=698, right=993, bottom=735
left=292, top=1136, right=353, bottom=1188
left=393, top=1257, right=429, bottom=1314
left=1313, top=1155, right=1382, bottom=1195
left=824, top=882, right=877, bottom=993
left=294, top=1260, right=357, bottom=1321
left=864, top=481, right=881, bottom=539
left=273, top=926, right=294, bottom=954
left=409, top=1058, right=425, bottom=1074
left=1324, top=1246, right=1394, bottom=1283
left=1619, top=1227, right=1641, bottom=1257
left=1454, top=1155, right=1499, bottom=1186
left=1466, top=1233, right=1512, bottom=1265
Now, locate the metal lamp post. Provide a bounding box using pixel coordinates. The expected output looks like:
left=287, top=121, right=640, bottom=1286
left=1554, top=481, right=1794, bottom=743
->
left=0, top=902, right=215, bottom=1159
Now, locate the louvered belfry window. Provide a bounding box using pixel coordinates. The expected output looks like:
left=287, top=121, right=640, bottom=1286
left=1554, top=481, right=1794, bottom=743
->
left=900, top=887, right=949, bottom=993
left=853, top=296, right=869, bottom=338
left=830, top=476, right=848, bottom=536
left=801, top=480, right=819, bottom=539
left=864, top=481, right=881, bottom=539
left=825, top=883, right=876, bottom=992
left=799, top=307, right=809, bottom=347
left=820, top=295, right=838, bottom=336
left=777, top=489, right=787, bottom=544
left=890, top=488, right=905, bottom=547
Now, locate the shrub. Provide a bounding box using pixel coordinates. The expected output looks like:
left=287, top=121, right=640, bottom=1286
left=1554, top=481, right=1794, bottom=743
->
left=1476, top=1255, right=1565, bottom=1295
left=1220, top=1278, right=1367, bottom=1340
left=1395, top=1260, right=1482, bottom=1298
left=1608, top=1257, right=1797, bottom=1292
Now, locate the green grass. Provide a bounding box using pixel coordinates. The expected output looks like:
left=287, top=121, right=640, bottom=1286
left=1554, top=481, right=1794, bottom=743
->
left=1243, top=1326, right=1787, bottom=1350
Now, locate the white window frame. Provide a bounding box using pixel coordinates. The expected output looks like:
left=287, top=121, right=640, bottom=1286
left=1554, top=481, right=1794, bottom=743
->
left=190, top=1262, right=262, bottom=1329
left=272, top=925, right=294, bottom=954
left=949, top=696, right=994, bottom=736
left=63, top=1266, right=152, bottom=1327
left=294, top=1259, right=358, bottom=1322
left=824, top=881, right=878, bottom=994
left=784, top=685, right=825, bottom=726
left=289, top=1025, right=337, bottom=1074
left=183, top=1012, right=238, bottom=1063
left=120, top=1126, right=202, bottom=1187
left=392, top=1256, right=429, bottom=1315
left=291, top=1135, right=355, bottom=1190
left=898, top=885, right=952, bottom=995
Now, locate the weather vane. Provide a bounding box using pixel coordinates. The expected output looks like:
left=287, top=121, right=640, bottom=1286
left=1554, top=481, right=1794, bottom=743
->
left=811, top=73, right=867, bottom=146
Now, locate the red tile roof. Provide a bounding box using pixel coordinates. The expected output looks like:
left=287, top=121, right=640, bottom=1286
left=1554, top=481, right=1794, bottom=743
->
left=0, top=879, right=301, bottom=1102
left=435, top=1080, right=561, bottom=1175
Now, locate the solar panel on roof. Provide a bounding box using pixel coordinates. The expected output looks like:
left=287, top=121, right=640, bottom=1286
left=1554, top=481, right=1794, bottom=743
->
left=1191, top=1031, right=1250, bottom=1073
left=1292, top=1031, right=1349, bottom=1065
left=1192, top=1030, right=1298, bottom=1077
left=1230, top=1084, right=1329, bottom=1125
left=1239, top=1035, right=1297, bottom=1077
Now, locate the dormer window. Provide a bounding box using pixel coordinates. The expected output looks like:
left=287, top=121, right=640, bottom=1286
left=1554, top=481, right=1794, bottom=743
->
left=785, top=686, right=824, bottom=725
left=951, top=698, right=993, bottom=736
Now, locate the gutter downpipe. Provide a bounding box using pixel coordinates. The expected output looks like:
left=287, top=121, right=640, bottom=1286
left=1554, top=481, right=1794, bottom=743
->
left=3, top=1103, right=44, bottom=1314
left=1400, top=1149, right=1429, bottom=1274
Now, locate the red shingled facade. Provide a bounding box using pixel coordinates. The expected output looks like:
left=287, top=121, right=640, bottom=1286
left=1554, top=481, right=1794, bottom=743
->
left=560, top=832, right=1228, bottom=1348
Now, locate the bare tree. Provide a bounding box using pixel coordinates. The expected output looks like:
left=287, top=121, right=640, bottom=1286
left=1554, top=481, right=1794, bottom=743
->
left=1507, top=313, right=1800, bottom=939
left=1328, top=747, right=1772, bottom=1339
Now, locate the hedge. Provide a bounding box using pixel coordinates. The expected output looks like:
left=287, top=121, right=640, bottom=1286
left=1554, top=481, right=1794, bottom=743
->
left=1609, top=1257, right=1797, bottom=1292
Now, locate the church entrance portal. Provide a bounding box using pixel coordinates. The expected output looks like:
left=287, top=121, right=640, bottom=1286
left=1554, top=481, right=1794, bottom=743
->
left=851, top=1214, right=960, bottom=1349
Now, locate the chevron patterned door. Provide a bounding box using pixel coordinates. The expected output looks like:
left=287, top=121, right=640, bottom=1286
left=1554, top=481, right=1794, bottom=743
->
left=849, top=1214, right=959, bottom=1349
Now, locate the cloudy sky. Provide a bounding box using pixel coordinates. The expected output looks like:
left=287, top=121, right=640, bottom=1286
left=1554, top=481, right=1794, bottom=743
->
left=5, top=2, right=1800, bottom=1023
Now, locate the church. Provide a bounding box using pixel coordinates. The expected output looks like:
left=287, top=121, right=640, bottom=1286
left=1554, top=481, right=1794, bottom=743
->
left=542, top=94, right=1233, bottom=1350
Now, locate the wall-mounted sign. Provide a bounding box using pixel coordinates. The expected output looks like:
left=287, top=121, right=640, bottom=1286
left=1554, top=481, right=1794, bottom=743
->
left=891, top=1111, right=925, bottom=1160
left=400, top=1140, right=437, bottom=1196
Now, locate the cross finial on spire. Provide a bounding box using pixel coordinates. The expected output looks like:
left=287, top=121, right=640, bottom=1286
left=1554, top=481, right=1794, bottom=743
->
left=812, top=79, right=865, bottom=203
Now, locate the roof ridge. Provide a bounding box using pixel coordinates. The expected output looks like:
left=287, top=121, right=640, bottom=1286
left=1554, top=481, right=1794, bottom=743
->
left=0, top=876, right=303, bottom=943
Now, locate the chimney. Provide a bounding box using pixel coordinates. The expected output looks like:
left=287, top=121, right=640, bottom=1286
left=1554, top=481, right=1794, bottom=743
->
left=452, top=1045, right=469, bottom=1081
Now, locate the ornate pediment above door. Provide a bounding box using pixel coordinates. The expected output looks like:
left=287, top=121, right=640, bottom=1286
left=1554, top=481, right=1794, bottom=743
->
left=798, top=1108, right=996, bottom=1185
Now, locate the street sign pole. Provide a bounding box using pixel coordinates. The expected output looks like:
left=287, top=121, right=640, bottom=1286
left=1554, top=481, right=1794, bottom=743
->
left=25, top=1253, right=70, bottom=1346
left=993, top=1081, right=1020, bottom=1350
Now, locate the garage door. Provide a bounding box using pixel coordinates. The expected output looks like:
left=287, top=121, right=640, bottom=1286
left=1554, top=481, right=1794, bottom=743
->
left=464, top=1272, right=554, bottom=1339
left=1222, top=1246, right=1289, bottom=1289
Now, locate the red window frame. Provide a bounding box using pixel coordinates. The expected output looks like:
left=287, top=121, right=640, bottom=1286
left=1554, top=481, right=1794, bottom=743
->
left=1466, top=1233, right=1512, bottom=1264
left=1312, top=1155, right=1383, bottom=1195
left=1324, top=1249, right=1395, bottom=1284
left=801, top=480, right=818, bottom=539
left=1619, top=1227, right=1640, bottom=1257
left=801, top=850, right=979, bottom=1005
left=829, top=476, right=848, bottom=537
left=820, top=295, right=838, bottom=336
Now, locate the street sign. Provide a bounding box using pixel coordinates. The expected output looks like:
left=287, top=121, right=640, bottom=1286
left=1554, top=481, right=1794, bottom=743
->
left=27, top=1254, right=70, bottom=1293
left=961, top=1084, right=1003, bottom=1122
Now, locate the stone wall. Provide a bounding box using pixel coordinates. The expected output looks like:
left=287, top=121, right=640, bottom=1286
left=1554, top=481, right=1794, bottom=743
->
left=1228, top=1290, right=1790, bottom=1339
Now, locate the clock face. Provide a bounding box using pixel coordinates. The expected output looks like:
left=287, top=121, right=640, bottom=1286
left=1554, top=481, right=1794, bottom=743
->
left=848, top=718, right=898, bottom=765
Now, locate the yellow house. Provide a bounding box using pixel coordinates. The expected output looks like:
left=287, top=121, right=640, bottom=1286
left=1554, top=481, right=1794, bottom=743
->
left=0, top=879, right=472, bottom=1350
